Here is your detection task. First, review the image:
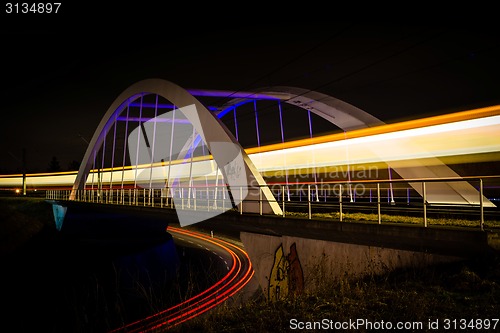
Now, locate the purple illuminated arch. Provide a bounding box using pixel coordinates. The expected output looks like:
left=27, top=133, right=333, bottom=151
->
left=70, top=78, right=283, bottom=215
left=218, top=86, right=493, bottom=207
left=217, top=86, right=384, bottom=129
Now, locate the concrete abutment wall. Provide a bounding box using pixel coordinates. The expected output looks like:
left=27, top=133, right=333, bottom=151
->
left=241, top=232, right=463, bottom=301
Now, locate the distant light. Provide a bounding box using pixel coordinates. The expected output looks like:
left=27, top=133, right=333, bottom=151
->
left=34, top=189, right=37, bottom=192
left=15, top=189, right=20, bottom=194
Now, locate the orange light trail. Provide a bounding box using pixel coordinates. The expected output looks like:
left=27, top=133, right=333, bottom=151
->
left=245, top=104, right=500, bottom=154
left=1, top=104, right=499, bottom=189
left=108, top=226, right=254, bottom=332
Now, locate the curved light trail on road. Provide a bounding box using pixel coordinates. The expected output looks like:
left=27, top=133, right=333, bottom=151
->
left=108, top=226, right=254, bottom=332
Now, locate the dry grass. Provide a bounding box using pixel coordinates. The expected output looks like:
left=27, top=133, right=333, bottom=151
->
left=168, top=256, right=500, bottom=333
left=0, top=197, right=54, bottom=256
left=283, top=210, right=500, bottom=229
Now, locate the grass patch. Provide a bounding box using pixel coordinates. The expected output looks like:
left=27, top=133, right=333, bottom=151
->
left=283, top=211, right=500, bottom=229
left=0, top=196, right=54, bottom=256
left=169, top=256, right=500, bottom=333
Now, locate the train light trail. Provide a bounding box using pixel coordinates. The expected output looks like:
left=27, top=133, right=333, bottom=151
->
left=1, top=105, right=499, bottom=208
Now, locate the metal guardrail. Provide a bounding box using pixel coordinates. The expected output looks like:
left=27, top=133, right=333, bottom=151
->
left=46, top=176, right=500, bottom=231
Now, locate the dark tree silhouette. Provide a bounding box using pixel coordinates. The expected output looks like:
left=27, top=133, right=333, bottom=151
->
left=67, top=160, right=80, bottom=171
left=48, top=156, right=61, bottom=172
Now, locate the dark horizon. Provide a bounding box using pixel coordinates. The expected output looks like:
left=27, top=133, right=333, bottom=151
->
left=2, top=21, right=500, bottom=174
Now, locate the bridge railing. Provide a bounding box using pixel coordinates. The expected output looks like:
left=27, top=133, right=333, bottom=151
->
left=271, top=176, right=499, bottom=231
left=46, top=175, right=500, bottom=231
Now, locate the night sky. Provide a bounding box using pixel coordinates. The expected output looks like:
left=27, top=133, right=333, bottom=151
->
left=1, top=11, right=499, bottom=173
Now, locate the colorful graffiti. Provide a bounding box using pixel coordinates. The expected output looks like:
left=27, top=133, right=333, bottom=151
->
left=268, top=242, right=304, bottom=301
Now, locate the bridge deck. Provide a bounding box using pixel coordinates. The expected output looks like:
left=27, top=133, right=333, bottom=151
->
left=51, top=200, right=499, bottom=259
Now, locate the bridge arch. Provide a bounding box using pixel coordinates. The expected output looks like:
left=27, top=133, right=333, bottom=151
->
left=218, top=86, right=494, bottom=207
left=217, top=86, right=385, bottom=130
left=70, top=78, right=283, bottom=216
left=70, top=79, right=494, bottom=213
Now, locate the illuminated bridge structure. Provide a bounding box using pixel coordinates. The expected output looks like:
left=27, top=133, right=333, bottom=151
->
left=2, top=79, right=500, bottom=226
left=2, top=79, right=498, bottom=333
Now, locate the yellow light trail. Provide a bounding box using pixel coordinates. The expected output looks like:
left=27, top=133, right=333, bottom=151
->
left=1, top=105, right=499, bottom=189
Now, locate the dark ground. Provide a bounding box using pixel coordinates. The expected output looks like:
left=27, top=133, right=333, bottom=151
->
left=1, top=197, right=500, bottom=332
left=0, top=197, right=223, bottom=332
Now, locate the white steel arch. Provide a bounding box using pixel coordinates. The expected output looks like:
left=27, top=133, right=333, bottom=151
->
left=219, top=86, right=385, bottom=130
left=219, top=86, right=494, bottom=207
left=70, top=78, right=283, bottom=215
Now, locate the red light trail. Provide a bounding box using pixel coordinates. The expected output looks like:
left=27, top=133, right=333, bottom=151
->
left=108, top=226, right=254, bottom=332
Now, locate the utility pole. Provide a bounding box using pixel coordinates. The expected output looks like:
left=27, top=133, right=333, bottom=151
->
left=7, top=150, right=26, bottom=195
left=22, top=148, right=26, bottom=196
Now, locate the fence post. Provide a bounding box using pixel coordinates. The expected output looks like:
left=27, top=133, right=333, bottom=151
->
left=480, top=178, right=484, bottom=231
left=377, top=183, right=381, bottom=224
left=308, top=184, right=311, bottom=220
left=240, top=186, right=243, bottom=215
left=181, top=188, right=184, bottom=210
left=194, top=187, right=197, bottom=211
left=339, top=184, right=343, bottom=222
left=170, top=188, right=174, bottom=209
left=422, top=182, right=427, bottom=227
left=259, top=186, right=263, bottom=216
left=282, top=185, right=285, bottom=217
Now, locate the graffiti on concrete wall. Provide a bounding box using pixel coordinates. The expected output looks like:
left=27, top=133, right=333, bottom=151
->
left=268, top=242, right=304, bottom=301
